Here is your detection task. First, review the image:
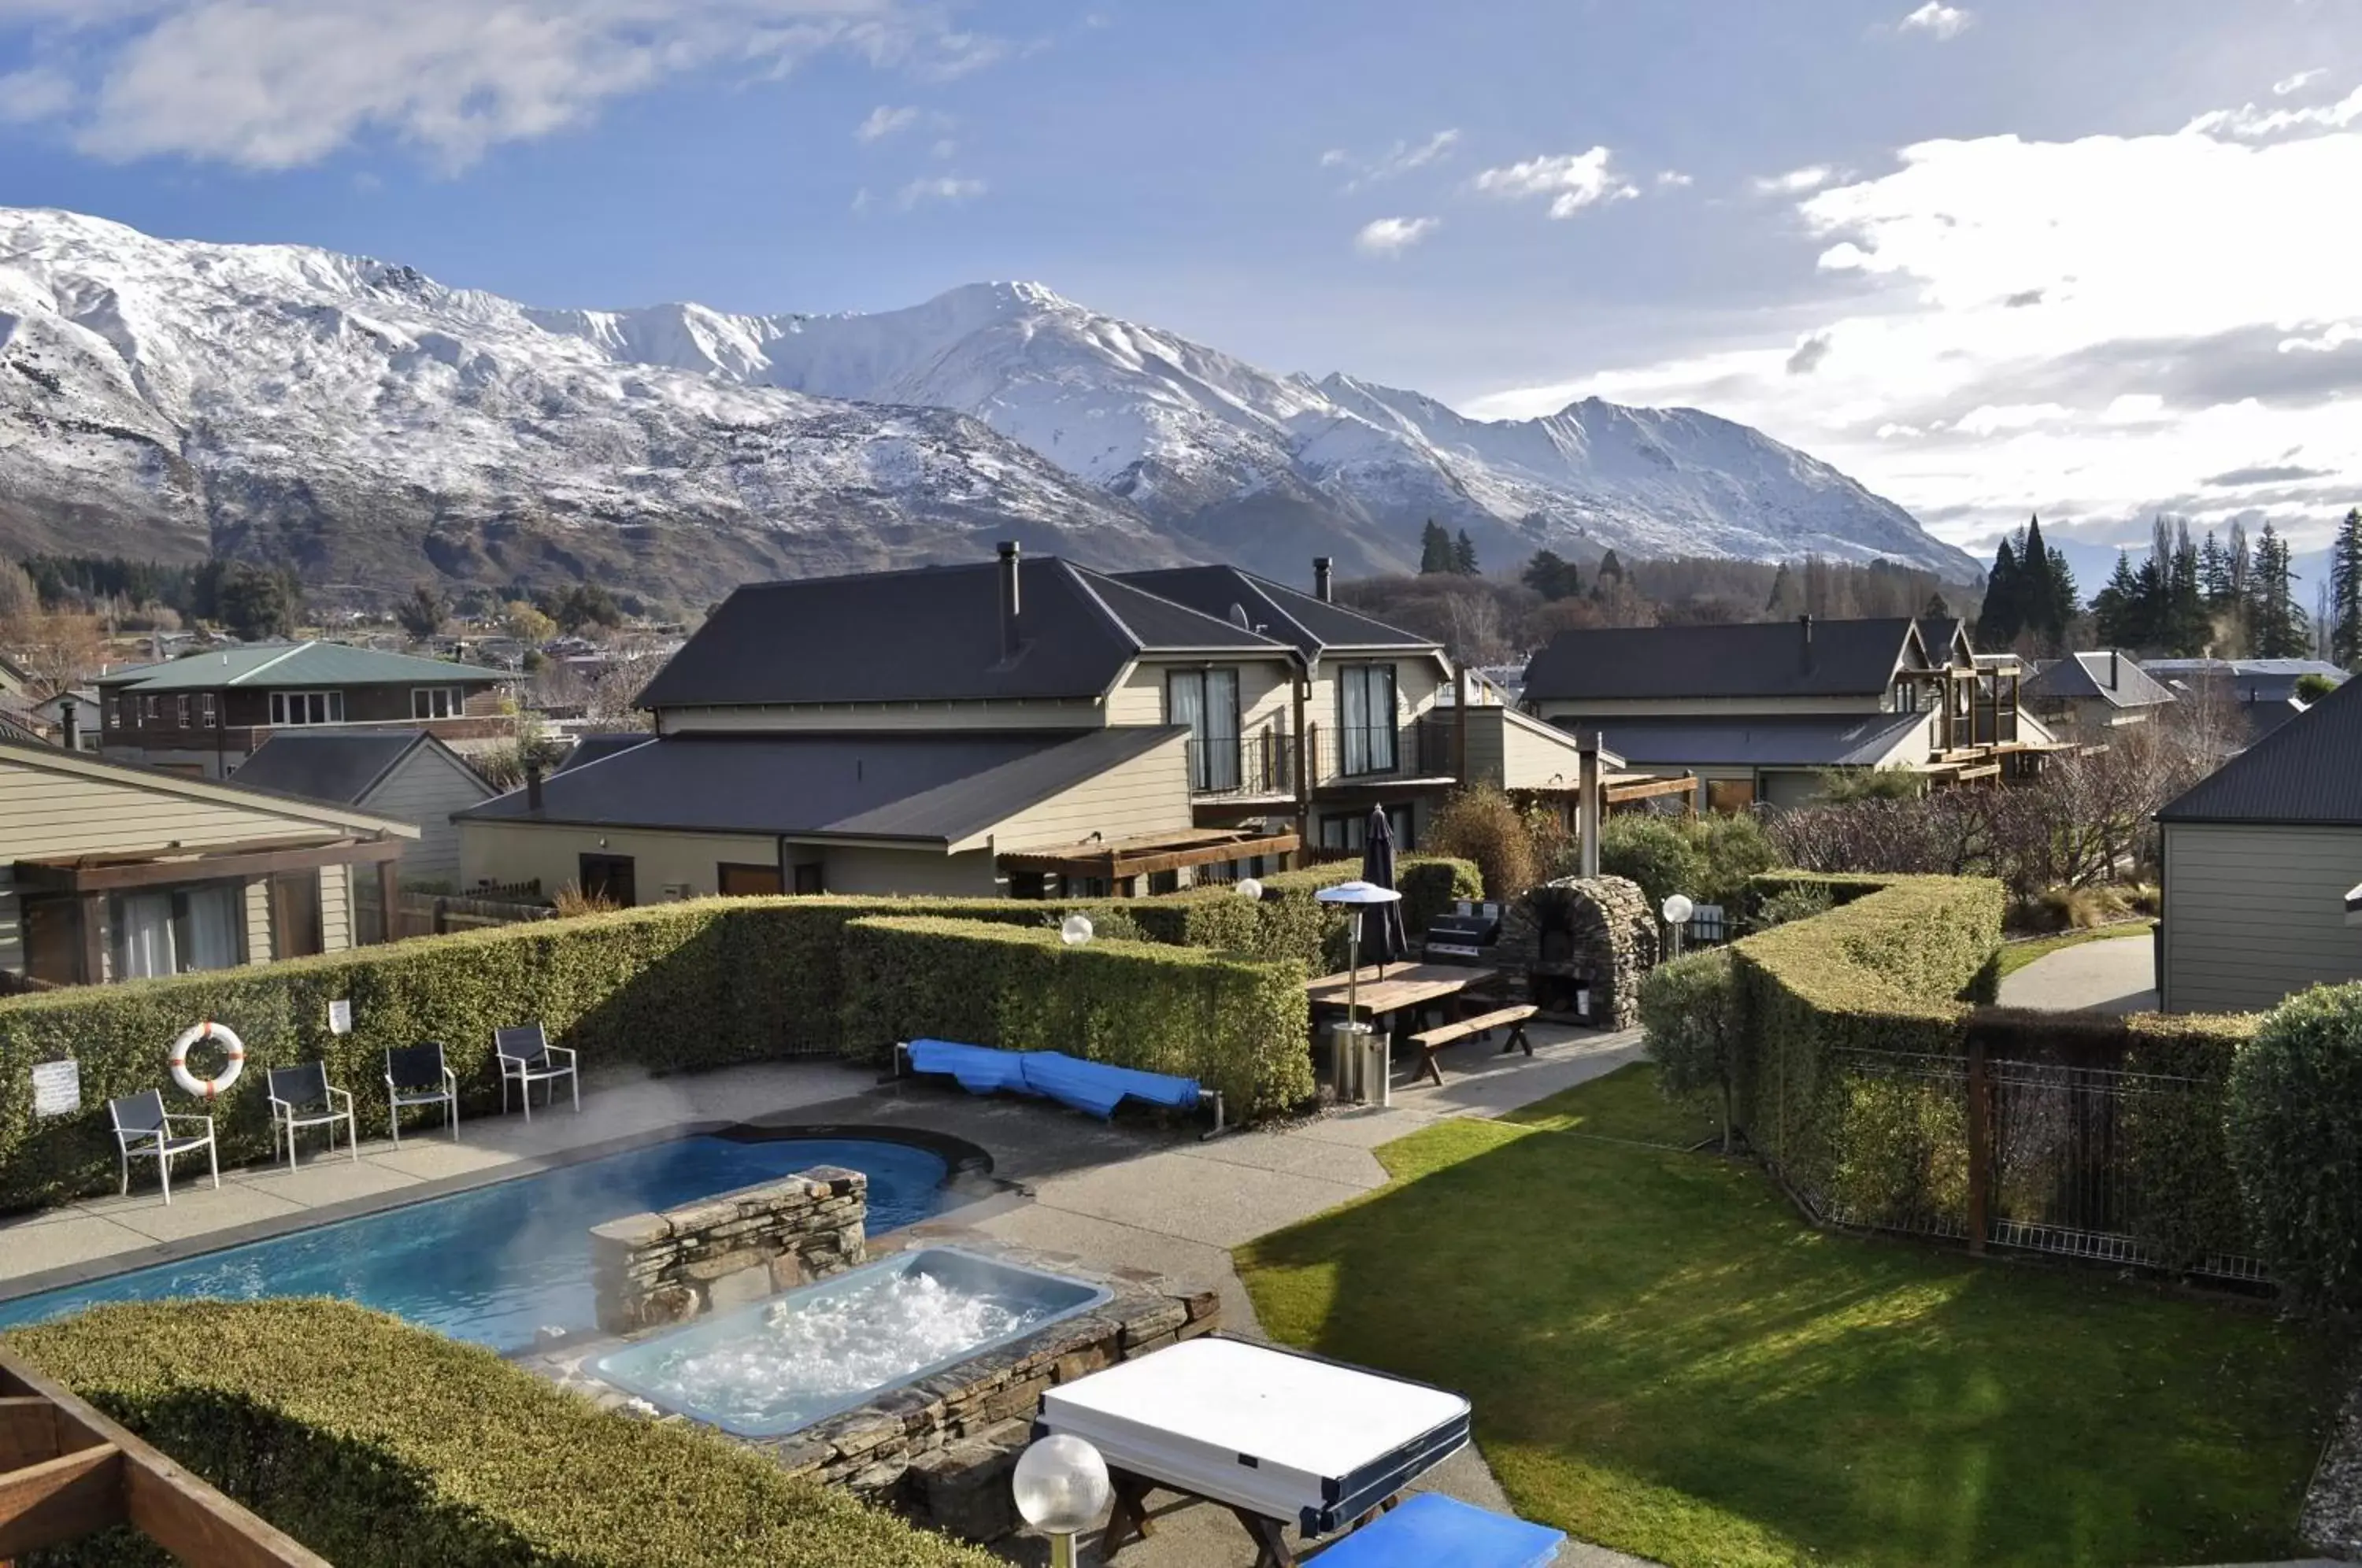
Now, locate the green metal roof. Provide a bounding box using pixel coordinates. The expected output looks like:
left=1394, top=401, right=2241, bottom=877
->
left=98, top=642, right=510, bottom=692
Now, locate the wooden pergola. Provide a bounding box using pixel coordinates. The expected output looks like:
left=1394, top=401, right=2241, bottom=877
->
left=11, top=833, right=409, bottom=985
left=0, top=1351, right=325, bottom=1565
left=999, top=827, right=1301, bottom=893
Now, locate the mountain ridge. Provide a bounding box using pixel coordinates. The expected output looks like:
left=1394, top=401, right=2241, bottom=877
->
left=0, top=208, right=1979, bottom=608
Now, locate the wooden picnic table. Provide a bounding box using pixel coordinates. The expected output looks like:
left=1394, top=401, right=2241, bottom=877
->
left=1305, top=963, right=1498, bottom=1023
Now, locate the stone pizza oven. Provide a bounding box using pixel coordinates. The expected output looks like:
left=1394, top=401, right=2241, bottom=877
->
left=1494, top=875, right=1657, bottom=1029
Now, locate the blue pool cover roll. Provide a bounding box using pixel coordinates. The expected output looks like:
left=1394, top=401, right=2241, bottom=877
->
left=1304, top=1492, right=1564, bottom=1567
left=905, top=1040, right=1201, bottom=1119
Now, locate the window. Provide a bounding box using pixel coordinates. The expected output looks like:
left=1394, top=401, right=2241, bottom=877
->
left=105, top=696, right=120, bottom=731
left=141, top=694, right=161, bottom=727
left=1317, top=804, right=1415, bottom=852
left=1335, top=664, right=1398, bottom=776
left=411, top=686, right=465, bottom=719
left=1166, top=668, right=1242, bottom=792
left=174, top=695, right=191, bottom=729
left=271, top=872, right=324, bottom=959
left=111, top=882, right=244, bottom=979
left=200, top=693, right=217, bottom=728
left=791, top=863, right=826, bottom=896
left=579, top=853, right=637, bottom=908
left=268, top=690, right=346, bottom=726
left=718, top=863, right=783, bottom=897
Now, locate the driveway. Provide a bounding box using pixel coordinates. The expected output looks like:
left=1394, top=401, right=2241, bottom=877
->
left=1999, top=933, right=2157, bottom=1013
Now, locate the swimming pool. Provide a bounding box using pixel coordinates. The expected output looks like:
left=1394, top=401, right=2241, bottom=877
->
left=0, top=1133, right=953, bottom=1352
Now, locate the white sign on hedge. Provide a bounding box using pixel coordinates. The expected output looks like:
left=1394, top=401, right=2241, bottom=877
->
left=31, top=1059, right=80, bottom=1119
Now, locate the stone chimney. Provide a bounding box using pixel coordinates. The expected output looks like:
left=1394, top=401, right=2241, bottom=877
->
left=1313, top=557, right=1335, bottom=604
left=997, top=541, right=1023, bottom=660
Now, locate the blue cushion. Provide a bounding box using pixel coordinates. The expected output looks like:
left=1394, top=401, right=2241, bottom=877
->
left=1020, top=1052, right=1201, bottom=1118
left=906, top=1040, right=1035, bottom=1098
left=1306, top=1493, right=1563, bottom=1568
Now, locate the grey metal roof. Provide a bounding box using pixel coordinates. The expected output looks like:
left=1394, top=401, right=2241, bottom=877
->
left=98, top=642, right=509, bottom=693
left=1523, top=618, right=1929, bottom=703
left=553, top=731, right=656, bottom=773
left=455, top=727, right=1185, bottom=845
left=2023, top=652, right=2176, bottom=709
left=2141, top=658, right=2348, bottom=704
left=229, top=730, right=475, bottom=805
left=635, top=557, right=1288, bottom=711
left=2159, top=675, right=2362, bottom=825
left=1565, top=710, right=1930, bottom=769
left=1116, top=566, right=1438, bottom=658
left=0, top=708, right=49, bottom=747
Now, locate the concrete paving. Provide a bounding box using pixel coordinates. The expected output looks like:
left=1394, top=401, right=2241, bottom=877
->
left=1998, top=930, right=2159, bottom=1013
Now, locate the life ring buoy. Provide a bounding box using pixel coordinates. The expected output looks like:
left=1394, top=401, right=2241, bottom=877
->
left=169, top=1021, right=245, bottom=1100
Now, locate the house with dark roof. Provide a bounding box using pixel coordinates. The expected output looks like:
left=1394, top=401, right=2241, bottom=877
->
left=1520, top=616, right=2057, bottom=809
left=457, top=545, right=1335, bottom=901
left=2139, top=658, right=2347, bottom=753
left=231, top=730, right=494, bottom=885
left=2155, top=676, right=2362, bottom=1012
left=94, top=642, right=513, bottom=780
left=1, top=738, right=417, bottom=988
left=2022, top=651, right=2175, bottom=745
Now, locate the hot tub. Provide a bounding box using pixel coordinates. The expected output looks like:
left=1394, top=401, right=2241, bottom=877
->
left=592, top=1246, right=1113, bottom=1438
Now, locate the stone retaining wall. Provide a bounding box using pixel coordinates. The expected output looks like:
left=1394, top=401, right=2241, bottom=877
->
left=589, top=1164, right=866, bottom=1333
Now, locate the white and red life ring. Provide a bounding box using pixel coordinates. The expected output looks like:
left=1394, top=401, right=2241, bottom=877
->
left=169, top=1020, right=246, bottom=1100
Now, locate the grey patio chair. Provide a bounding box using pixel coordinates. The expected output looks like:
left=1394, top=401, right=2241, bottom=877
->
left=265, top=1062, right=360, bottom=1170
left=108, top=1089, right=218, bottom=1204
left=495, top=1023, right=578, bottom=1121
left=386, top=1042, right=460, bottom=1147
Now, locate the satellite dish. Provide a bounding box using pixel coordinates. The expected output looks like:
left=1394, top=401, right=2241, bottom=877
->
left=1661, top=893, right=1695, bottom=926
left=1059, top=913, right=1094, bottom=946
left=1228, top=603, right=1252, bottom=629
left=1236, top=878, right=1264, bottom=900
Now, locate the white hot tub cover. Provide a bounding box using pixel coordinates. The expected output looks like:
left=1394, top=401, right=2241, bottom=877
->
left=1036, top=1337, right=1471, bottom=1534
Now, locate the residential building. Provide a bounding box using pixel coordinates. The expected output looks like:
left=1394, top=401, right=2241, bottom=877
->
left=1520, top=615, right=2056, bottom=810
left=94, top=642, right=513, bottom=780
left=230, top=730, right=496, bottom=885
left=457, top=545, right=1305, bottom=901
left=28, top=690, right=102, bottom=752
left=2021, top=652, right=2175, bottom=745
left=2156, top=676, right=2362, bottom=1012
left=2141, top=658, right=2348, bottom=751
left=0, top=738, right=418, bottom=988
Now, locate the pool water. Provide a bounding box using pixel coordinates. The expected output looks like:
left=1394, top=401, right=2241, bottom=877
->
left=0, top=1135, right=951, bottom=1352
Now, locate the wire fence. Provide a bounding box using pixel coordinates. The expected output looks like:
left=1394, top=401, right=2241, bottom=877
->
left=1790, top=1046, right=2268, bottom=1284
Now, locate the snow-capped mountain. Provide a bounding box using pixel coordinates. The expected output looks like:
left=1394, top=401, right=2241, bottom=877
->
left=0, top=208, right=1978, bottom=608
left=538, top=279, right=1979, bottom=580
left=0, top=209, right=1179, bottom=605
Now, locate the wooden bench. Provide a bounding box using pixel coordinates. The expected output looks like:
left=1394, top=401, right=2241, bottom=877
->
left=1407, top=1004, right=1538, bottom=1086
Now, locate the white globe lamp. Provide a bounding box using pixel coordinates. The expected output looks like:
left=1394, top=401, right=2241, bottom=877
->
left=1013, top=1433, right=1112, bottom=1567
left=1236, top=877, right=1264, bottom=900
left=1660, top=893, right=1694, bottom=926
left=1059, top=913, right=1094, bottom=947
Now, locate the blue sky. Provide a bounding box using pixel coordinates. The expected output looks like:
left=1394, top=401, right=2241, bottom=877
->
left=2, top=0, right=2359, bottom=560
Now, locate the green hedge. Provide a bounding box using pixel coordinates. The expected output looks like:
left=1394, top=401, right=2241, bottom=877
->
left=2227, top=984, right=2362, bottom=1310
left=1, top=1299, right=995, bottom=1568
left=839, top=915, right=1315, bottom=1116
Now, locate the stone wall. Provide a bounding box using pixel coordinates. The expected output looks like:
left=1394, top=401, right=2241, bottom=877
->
left=1494, top=875, right=1657, bottom=1030
left=590, top=1165, right=866, bottom=1333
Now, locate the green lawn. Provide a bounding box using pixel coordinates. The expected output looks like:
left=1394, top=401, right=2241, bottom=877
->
left=1997, top=919, right=2156, bottom=978
left=1237, top=1064, right=2338, bottom=1568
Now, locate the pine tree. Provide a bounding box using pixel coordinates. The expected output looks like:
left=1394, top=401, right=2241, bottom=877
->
left=1921, top=591, right=1950, bottom=620
left=2166, top=520, right=2207, bottom=655
left=2198, top=531, right=2230, bottom=605
left=1595, top=549, right=1625, bottom=587
left=1977, top=534, right=2023, bottom=648
left=1418, top=520, right=1452, bottom=575
left=2331, top=507, right=2362, bottom=669
left=2044, top=545, right=2079, bottom=649
left=2015, top=515, right=2067, bottom=649
left=2249, top=523, right=2307, bottom=658
left=2092, top=553, right=2143, bottom=647
left=1764, top=562, right=1801, bottom=616
left=1452, top=530, right=1479, bottom=575
left=1521, top=550, right=1580, bottom=601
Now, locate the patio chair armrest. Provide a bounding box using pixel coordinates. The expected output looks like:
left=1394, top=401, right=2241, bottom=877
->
left=328, top=1085, right=356, bottom=1111
left=115, top=1126, right=165, bottom=1150
left=163, top=1111, right=216, bottom=1135
left=442, top=1067, right=459, bottom=1090
left=548, top=1045, right=577, bottom=1069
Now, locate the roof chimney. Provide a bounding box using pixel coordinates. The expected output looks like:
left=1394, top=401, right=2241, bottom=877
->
left=58, top=696, right=79, bottom=752
left=1797, top=613, right=1815, bottom=671
left=525, top=761, right=544, bottom=812
left=997, top=541, right=1023, bottom=660
left=2108, top=649, right=2120, bottom=690
left=1313, top=557, right=1335, bottom=604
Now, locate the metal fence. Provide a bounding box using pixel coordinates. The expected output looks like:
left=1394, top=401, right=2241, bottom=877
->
left=1793, top=1046, right=2267, bottom=1284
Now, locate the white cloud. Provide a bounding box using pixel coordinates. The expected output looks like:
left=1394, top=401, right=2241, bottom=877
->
left=1655, top=168, right=1694, bottom=187
left=1325, top=128, right=1461, bottom=190
left=2274, top=68, right=2327, bottom=96
left=1472, top=147, right=1638, bottom=218
left=1753, top=164, right=1834, bottom=195
left=1464, top=94, right=2362, bottom=553
left=1354, top=216, right=1439, bottom=255
left=855, top=104, right=919, bottom=142
left=0, top=1, right=994, bottom=170
left=2185, top=83, right=2362, bottom=139
left=1898, top=2, right=1971, bottom=40
left=0, top=66, right=74, bottom=123
left=897, top=173, right=984, bottom=209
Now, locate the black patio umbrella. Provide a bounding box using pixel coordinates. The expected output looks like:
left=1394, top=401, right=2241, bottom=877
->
left=1361, top=806, right=1410, bottom=974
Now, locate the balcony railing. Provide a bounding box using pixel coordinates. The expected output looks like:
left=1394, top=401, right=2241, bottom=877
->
left=1187, top=727, right=1297, bottom=797
left=1305, top=717, right=1460, bottom=786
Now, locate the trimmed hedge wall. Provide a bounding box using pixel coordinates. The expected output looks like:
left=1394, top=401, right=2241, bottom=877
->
left=2, top=1299, right=996, bottom=1568
left=839, top=915, right=1315, bottom=1116
left=1127, top=856, right=1480, bottom=970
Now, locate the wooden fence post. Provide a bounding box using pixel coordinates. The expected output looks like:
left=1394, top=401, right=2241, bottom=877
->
left=1965, top=1034, right=1991, bottom=1256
